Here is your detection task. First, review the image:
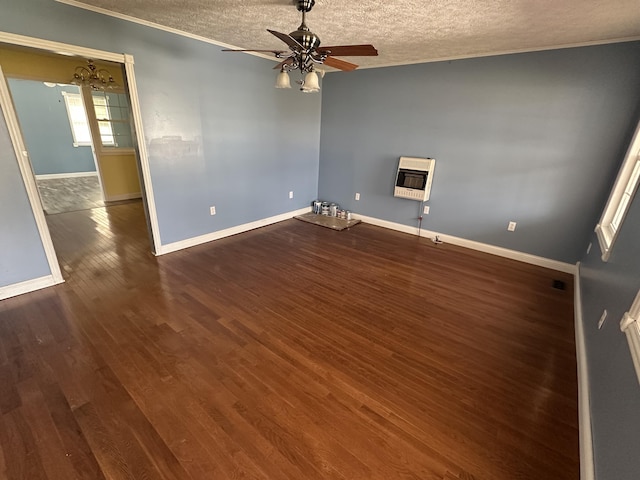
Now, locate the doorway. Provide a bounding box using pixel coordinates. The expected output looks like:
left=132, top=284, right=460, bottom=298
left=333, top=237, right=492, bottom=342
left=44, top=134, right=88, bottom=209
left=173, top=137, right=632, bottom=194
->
left=0, top=33, right=161, bottom=292
left=8, top=79, right=106, bottom=215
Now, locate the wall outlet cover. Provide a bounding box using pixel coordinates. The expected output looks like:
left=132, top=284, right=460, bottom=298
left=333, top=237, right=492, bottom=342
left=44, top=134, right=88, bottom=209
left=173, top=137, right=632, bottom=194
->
left=210, top=206, right=216, bottom=215
left=289, top=191, right=293, bottom=199
left=423, top=205, right=430, bottom=215
left=598, top=309, right=608, bottom=329
left=508, top=221, right=517, bottom=231
left=355, top=193, right=360, bottom=201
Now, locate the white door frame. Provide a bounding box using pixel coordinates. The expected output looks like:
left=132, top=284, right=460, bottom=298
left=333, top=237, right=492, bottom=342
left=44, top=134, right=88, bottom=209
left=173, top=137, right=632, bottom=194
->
left=0, top=65, right=63, bottom=285
left=0, top=32, right=162, bottom=259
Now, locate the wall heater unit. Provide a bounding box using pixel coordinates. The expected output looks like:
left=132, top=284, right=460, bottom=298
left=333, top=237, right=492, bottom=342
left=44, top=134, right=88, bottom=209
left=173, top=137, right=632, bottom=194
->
left=394, top=157, right=435, bottom=201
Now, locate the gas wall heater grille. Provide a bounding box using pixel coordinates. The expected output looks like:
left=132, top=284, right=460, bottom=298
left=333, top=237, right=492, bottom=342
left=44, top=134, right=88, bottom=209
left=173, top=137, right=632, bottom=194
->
left=394, top=157, right=435, bottom=201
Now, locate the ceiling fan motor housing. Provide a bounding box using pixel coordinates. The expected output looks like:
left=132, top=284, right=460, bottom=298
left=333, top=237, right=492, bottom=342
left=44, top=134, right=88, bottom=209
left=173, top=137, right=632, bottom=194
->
left=295, top=0, right=315, bottom=13
left=290, top=28, right=321, bottom=51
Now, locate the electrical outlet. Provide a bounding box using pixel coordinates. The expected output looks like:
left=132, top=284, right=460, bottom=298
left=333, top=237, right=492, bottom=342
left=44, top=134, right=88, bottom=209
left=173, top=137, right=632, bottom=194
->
left=355, top=193, right=360, bottom=201
left=598, top=309, right=607, bottom=329
left=423, top=205, right=430, bottom=215
left=289, top=191, right=293, bottom=199
left=507, top=221, right=517, bottom=232
left=210, top=206, right=216, bottom=216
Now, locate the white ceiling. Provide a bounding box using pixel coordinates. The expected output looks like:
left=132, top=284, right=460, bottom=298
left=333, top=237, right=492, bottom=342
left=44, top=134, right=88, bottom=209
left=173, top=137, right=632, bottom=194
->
left=63, top=0, right=640, bottom=69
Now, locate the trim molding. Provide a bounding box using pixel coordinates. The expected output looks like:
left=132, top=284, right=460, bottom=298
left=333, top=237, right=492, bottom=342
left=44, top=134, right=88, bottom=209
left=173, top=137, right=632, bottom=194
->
left=55, top=0, right=274, bottom=63
left=351, top=35, right=640, bottom=71
left=353, top=213, right=577, bottom=274
left=35, top=171, right=97, bottom=180
left=619, top=289, right=640, bottom=386
left=0, top=31, right=124, bottom=63
left=0, top=66, right=64, bottom=284
left=53, top=1, right=640, bottom=72
left=0, top=275, right=61, bottom=301
left=123, top=54, right=162, bottom=254
left=574, top=264, right=595, bottom=480
left=157, top=207, right=312, bottom=255
left=105, top=192, right=142, bottom=202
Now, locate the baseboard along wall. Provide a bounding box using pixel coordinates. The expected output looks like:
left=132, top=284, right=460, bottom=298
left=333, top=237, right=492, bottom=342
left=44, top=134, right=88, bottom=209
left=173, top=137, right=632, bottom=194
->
left=353, top=213, right=577, bottom=274
left=0, top=275, right=63, bottom=301
left=35, top=171, right=98, bottom=180
left=573, top=264, right=595, bottom=480
left=157, top=206, right=313, bottom=255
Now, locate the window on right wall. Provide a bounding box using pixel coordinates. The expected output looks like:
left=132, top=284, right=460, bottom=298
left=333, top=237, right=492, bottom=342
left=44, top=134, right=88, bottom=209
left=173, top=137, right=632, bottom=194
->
left=620, top=289, right=640, bottom=386
left=596, top=120, right=640, bottom=261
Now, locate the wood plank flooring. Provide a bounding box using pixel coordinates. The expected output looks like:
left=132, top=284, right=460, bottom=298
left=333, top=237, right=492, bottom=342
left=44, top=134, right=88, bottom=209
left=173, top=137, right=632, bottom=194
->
left=0, top=201, right=578, bottom=480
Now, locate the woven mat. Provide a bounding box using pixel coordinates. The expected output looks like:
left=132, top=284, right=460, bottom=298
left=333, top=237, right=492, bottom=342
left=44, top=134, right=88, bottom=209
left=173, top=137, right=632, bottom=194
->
left=294, top=212, right=361, bottom=231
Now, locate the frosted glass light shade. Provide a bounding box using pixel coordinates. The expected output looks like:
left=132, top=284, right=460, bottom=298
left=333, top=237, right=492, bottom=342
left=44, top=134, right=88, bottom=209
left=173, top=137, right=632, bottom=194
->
left=301, top=70, right=320, bottom=93
left=275, top=71, right=291, bottom=89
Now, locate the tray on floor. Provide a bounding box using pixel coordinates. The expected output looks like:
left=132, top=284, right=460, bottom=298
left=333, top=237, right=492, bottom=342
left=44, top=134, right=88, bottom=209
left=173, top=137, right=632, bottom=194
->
left=294, top=212, right=361, bottom=231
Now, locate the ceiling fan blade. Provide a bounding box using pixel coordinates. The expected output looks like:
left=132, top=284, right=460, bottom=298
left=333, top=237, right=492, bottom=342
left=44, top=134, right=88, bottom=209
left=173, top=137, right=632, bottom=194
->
left=273, top=58, right=295, bottom=70
left=222, top=49, right=287, bottom=54
left=317, top=45, right=378, bottom=57
left=267, top=29, right=304, bottom=51
left=323, top=56, right=358, bottom=71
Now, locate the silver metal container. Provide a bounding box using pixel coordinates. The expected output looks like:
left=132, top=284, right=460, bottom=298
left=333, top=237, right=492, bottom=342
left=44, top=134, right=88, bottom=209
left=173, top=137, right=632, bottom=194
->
left=329, top=203, right=339, bottom=217
left=346, top=211, right=352, bottom=221
left=313, top=200, right=322, bottom=214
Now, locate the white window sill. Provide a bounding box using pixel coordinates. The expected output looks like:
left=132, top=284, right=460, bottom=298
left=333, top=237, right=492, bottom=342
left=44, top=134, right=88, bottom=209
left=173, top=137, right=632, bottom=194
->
left=594, top=223, right=613, bottom=262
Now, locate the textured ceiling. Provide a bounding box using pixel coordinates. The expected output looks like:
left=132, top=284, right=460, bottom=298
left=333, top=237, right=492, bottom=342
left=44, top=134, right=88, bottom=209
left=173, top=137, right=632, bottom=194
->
left=63, top=0, right=640, bottom=69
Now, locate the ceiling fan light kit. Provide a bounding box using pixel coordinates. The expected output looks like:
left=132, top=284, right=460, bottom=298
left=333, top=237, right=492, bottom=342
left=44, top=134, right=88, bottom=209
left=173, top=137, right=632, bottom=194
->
left=224, top=0, right=378, bottom=93
left=301, top=69, right=320, bottom=93
left=275, top=69, right=292, bottom=88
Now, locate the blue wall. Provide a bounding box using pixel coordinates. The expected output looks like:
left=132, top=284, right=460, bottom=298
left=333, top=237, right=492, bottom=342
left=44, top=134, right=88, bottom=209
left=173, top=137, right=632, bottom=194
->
left=8, top=79, right=96, bottom=175
left=578, top=139, right=640, bottom=480
left=318, top=42, right=640, bottom=264
left=0, top=0, right=321, bottom=251
left=2, top=1, right=640, bottom=478
left=0, top=102, right=50, bottom=287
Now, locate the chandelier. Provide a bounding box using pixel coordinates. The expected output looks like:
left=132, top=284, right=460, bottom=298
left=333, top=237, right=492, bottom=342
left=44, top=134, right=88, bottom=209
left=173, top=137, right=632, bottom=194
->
left=70, top=59, right=119, bottom=91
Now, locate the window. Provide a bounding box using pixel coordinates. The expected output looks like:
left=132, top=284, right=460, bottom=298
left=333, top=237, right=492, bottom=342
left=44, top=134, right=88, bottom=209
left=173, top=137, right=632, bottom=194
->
left=91, top=91, right=132, bottom=148
left=62, top=91, right=91, bottom=146
left=62, top=91, right=116, bottom=148
left=595, top=120, right=640, bottom=261
left=92, top=94, right=116, bottom=146
left=620, top=289, right=640, bottom=386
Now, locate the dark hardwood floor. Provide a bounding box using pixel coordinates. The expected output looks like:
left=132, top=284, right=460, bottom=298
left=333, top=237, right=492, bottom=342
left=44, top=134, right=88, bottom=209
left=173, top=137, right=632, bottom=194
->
left=0, top=201, right=578, bottom=480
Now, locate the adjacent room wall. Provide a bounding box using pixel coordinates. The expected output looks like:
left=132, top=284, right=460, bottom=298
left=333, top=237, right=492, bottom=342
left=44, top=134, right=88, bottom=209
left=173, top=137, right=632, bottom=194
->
left=318, top=42, right=640, bottom=264
left=0, top=99, right=50, bottom=287
left=8, top=79, right=96, bottom=175
left=0, top=0, right=321, bottom=269
left=578, top=152, right=640, bottom=479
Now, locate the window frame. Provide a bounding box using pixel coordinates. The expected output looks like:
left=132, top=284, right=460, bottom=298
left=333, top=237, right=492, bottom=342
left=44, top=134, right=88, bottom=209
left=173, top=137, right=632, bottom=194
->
left=61, top=90, right=92, bottom=147
left=595, top=120, right=640, bottom=261
left=620, top=289, right=640, bottom=386
left=91, top=93, right=117, bottom=147
left=62, top=90, right=117, bottom=148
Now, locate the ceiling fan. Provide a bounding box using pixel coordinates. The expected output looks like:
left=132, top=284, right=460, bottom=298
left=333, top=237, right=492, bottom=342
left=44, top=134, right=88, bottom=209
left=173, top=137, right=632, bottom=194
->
left=222, top=0, right=378, bottom=92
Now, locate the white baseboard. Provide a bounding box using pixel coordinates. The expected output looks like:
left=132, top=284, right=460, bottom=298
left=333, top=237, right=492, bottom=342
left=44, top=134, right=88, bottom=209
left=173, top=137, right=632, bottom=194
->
left=105, top=192, right=142, bottom=202
left=0, top=275, right=63, bottom=300
left=353, top=213, right=577, bottom=274
left=574, top=264, right=595, bottom=480
left=35, top=171, right=98, bottom=180
left=157, top=206, right=312, bottom=255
